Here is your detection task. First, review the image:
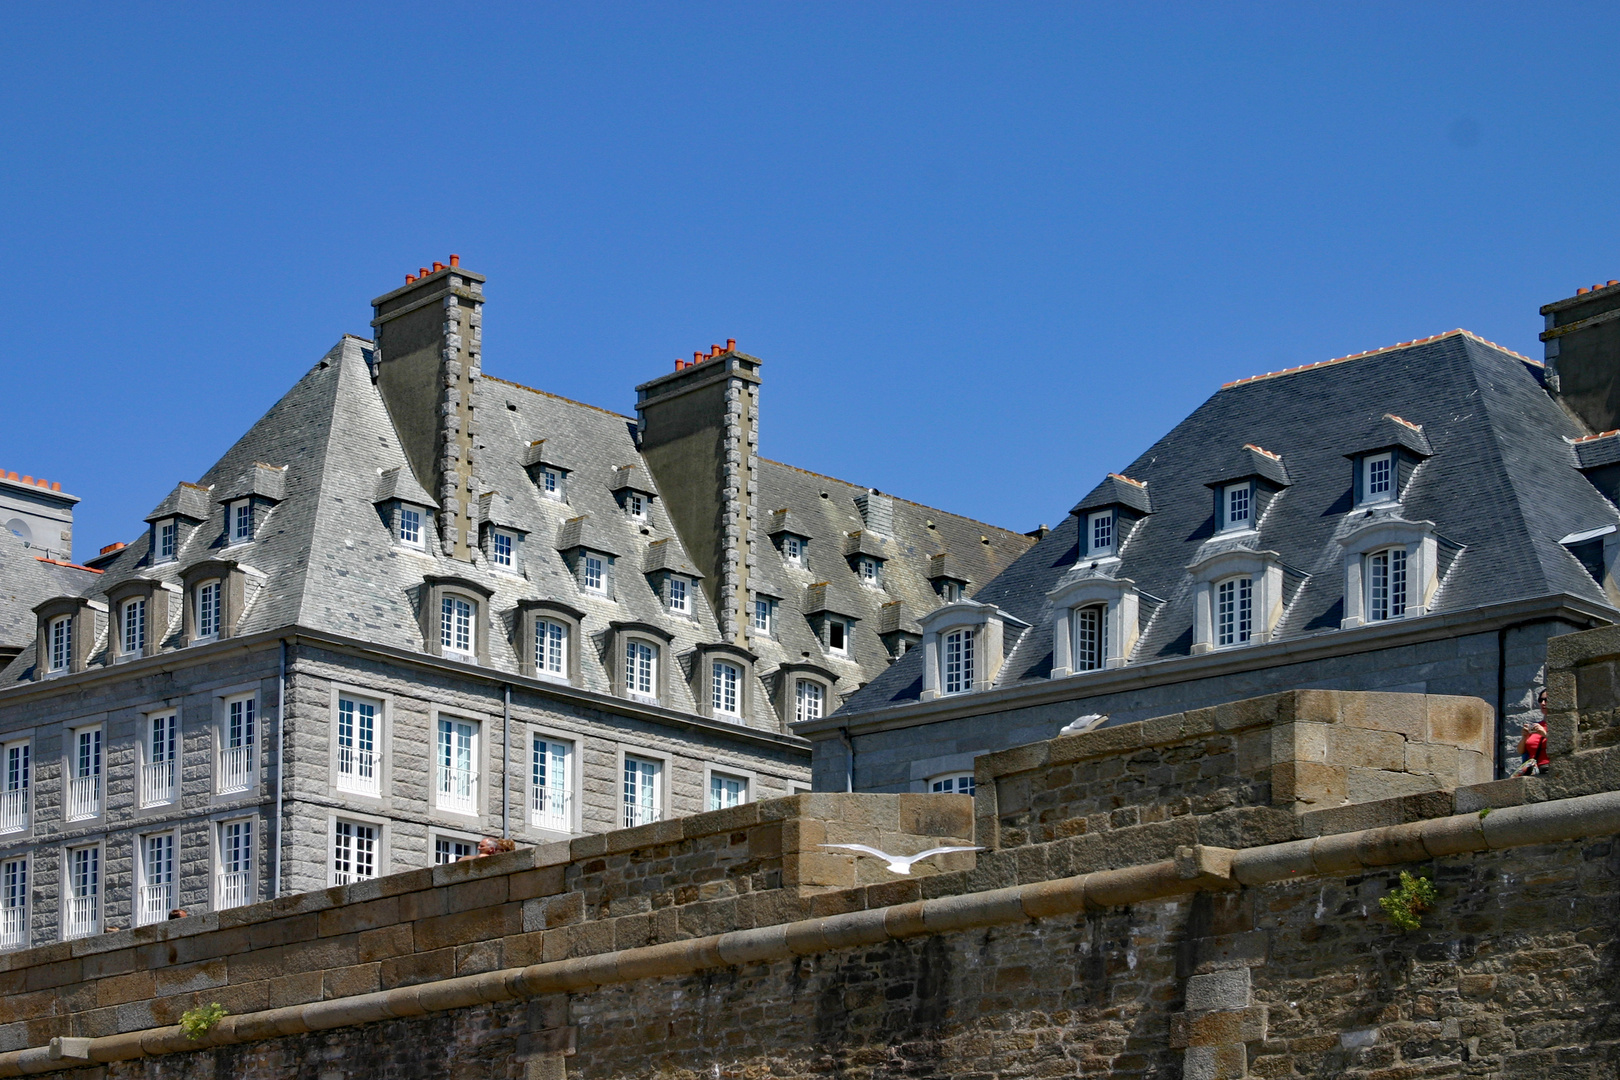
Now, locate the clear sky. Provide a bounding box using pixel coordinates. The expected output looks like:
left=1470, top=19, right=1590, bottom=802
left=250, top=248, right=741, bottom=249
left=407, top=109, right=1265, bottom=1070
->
left=4, top=4, right=1619, bottom=558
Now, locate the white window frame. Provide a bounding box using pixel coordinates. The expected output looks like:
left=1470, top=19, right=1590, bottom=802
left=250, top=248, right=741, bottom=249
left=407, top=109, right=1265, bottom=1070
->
left=156, top=519, right=178, bottom=562
left=63, top=844, right=100, bottom=940
left=942, top=627, right=975, bottom=695
left=626, top=492, right=648, bottom=520
left=120, top=597, right=146, bottom=657
left=398, top=506, right=423, bottom=548
left=195, top=580, right=221, bottom=641
left=136, top=831, right=176, bottom=927
left=1073, top=604, right=1108, bottom=672
left=490, top=529, right=516, bottom=571
left=939, top=580, right=963, bottom=603
left=331, top=817, right=380, bottom=887
left=0, top=856, right=28, bottom=951
left=440, top=594, right=476, bottom=662
left=929, top=772, right=976, bottom=796
left=1338, top=521, right=1437, bottom=629
left=218, top=693, right=257, bottom=795
left=1087, top=511, right=1116, bottom=557
left=667, top=576, right=690, bottom=614
left=540, top=469, right=563, bottom=501
left=433, top=833, right=480, bottom=865
left=228, top=500, right=252, bottom=545
left=825, top=618, right=850, bottom=657
left=624, top=638, right=658, bottom=703
left=46, top=615, right=71, bottom=673
left=857, top=557, right=882, bottom=587
left=1366, top=546, right=1409, bottom=623
left=794, top=678, right=825, bottom=724
left=434, top=715, right=480, bottom=816
left=782, top=535, right=806, bottom=568
left=751, top=596, right=775, bottom=635
left=583, top=555, right=607, bottom=595
left=708, top=771, right=748, bottom=811
left=141, top=711, right=177, bottom=808
left=217, top=817, right=254, bottom=909
left=335, top=693, right=381, bottom=797
left=534, top=618, right=569, bottom=682
left=530, top=733, right=575, bottom=834
left=1215, top=575, right=1253, bottom=648
left=1362, top=452, right=1396, bottom=505
left=66, top=725, right=102, bottom=822
left=711, top=660, right=741, bottom=718
left=1221, top=482, right=1253, bottom=533
left=621, top=753, right=664, bottom=828
left=0, top=740, right=29, bottom=835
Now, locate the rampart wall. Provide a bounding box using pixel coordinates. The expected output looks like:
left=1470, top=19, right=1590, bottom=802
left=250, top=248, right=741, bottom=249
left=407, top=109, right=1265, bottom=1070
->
left=5, top=627, right=1620, bottom=1079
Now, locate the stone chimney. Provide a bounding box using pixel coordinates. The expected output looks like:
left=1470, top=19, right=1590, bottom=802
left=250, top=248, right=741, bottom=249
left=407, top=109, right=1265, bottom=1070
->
left=370, top=257, right=485, bottom=560
left=1542, top=278, right=1620, bottom=435
left=854, top=490, right=893, bottom=538
left=635, top=341, right=759, bottom=644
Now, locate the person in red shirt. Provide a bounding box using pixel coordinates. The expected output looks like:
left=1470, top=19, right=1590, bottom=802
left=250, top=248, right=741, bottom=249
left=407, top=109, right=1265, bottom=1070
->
left=1514, top=688, right=1550, bottom=777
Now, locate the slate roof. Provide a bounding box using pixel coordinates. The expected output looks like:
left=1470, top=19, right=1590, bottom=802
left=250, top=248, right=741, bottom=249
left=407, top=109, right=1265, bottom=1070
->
left=0, top=336, right=1034, bottom=730
left=843, top=330, right=1620, bottom=712
left=0, top=529, right=101, bottom=653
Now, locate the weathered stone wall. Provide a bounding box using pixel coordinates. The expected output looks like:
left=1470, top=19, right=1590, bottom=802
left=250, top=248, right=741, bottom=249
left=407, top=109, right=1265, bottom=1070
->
left=5, top=677, right=1620, bottom=1079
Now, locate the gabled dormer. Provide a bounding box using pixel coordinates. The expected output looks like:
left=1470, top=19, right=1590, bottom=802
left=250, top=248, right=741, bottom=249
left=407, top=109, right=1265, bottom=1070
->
left=375, top=467, right=437, bottom=553
left=1047, top=567, right=1141, bottom=677
left=522, top=440, right=570, bottom=503
left=143, top=482, right=212, bottom=565
left=1071, top=472, right=1152, bottom=560
left=32, top=596, right=101, bottom=679
left=917, top=598, right=1029, bottom=701
left=557, top=515, right=620, bottom=599
left=477, top=493, right=527, bottom=575
left=610, top=463, right=657, bottom=525
left=1346, top=414, right=1432, bottom=508
left=218, top=463, right=286, bottom=548
left=1206, top=445, right=1290, bottom=535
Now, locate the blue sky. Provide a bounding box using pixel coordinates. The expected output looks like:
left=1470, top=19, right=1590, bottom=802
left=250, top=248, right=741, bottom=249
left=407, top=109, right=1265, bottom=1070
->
left=4, top=4, right=1619, bottom=557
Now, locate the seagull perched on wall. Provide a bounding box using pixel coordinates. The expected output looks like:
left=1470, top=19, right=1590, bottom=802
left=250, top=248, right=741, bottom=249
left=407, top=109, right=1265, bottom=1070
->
left=819, top=843, right=983, bottom=875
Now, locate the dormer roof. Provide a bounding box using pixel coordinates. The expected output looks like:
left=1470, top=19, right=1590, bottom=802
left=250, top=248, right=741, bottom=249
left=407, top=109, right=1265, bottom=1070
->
left=877, top=600, right=923, bottom=637
left=1346, top=413, right=1434, bottom=460
left=609, top=463, right=655, bottom=495
left=927, top=552, right=971, bottom=584
left=477, top=492, right=526, bottom=532
left=556, top=514, right=621, bottom=557
left=374, top=467, right=435, bottom=507
left=643, top=538, right=703, bottom=578
left=767, top=508, right=807, bottom=537
left=844, top=530, right=890, bottom=560
left=521, top=439, right=568, bottom=471
left=1072, top=473, right=1152, bottom=516
left=803, top=581, right=864, bottom=620
left=144, top=482, right=213, bottom=524
left=1571, top=429, right=1620, bottom=470
left=219, top=462, right=287, bottom=504
left=1206, top=444, right=1291, bottom=489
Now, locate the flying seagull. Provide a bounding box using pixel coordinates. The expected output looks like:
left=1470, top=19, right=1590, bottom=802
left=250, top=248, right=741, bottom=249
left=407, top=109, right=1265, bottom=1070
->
left=819, top=843, right=984, bottom=875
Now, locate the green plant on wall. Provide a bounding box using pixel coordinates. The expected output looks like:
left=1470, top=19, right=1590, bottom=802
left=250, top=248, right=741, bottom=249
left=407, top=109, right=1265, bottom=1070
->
left=179, top=1003, right=227, bottom=1040
left=1379, top=870, right=1437, bottom=931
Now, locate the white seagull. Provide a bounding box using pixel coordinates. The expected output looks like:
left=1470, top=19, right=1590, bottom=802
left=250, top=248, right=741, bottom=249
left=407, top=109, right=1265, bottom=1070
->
left=819, top=843, right=984, bottom=875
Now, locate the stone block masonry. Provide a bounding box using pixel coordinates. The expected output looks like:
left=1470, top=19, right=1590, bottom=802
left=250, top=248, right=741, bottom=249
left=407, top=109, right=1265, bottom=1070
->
left=6, top=675, right=1620, bottom=1077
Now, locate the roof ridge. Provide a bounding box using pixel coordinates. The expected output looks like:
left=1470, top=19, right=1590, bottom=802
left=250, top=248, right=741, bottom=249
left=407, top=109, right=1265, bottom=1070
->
left=482, top=374, right=633, bottom=421
left=756, top=457, right=1033, bottom=542
left=1221, top=329, right=1540, bottom=390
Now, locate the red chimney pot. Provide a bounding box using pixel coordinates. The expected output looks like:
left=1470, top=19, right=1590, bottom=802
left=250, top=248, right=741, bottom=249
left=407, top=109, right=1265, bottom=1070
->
left=1579, top=287, right=1591, bottom=294
left=406, top=274, right=416, bottom=284
left=21, top=476, right=31, bottom=485
left=450, top=254, right=460, bottom=267
left=432, top=262, right=445, bottom=273
left=726, top=339, right=736, bottom=351
left=694, top=351, right=703, bottom=363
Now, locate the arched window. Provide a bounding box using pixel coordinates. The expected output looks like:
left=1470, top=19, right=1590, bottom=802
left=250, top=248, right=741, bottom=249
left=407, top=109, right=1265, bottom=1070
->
left=1074, top=604, right=1107, bottom=672
left=942, top=628, right=975, bottom=695
left=1216, top=576, right=1253, bottom=647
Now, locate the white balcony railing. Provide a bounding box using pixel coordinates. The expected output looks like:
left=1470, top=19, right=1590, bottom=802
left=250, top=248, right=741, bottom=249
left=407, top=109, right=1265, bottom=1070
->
left=0, top=789, right=27, bottom=834
left=66, top=776, right=100, bottom=822
left=530, top=786, right=573, bottom=832
left=64, top=894, right=98, bottom=940
left=136, top=883, right=173, bottom=926
left=0, top=906, right=25, bottom=951
left=217, top=871, right=251, bottom=910
left=622, top=802, right=663, bottom=829
left=218, top=746, right=255, bottom=795
left=141, top=761, right=175, bottom=807
left=435, top=766, right=477, bottom=814
left=335, top=748, right=378, bottom=796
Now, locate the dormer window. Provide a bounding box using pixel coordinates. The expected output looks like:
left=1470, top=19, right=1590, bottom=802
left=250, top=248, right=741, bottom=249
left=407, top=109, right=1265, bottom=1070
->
left=47, top=617, right=71, bottom=673
left=626, top=640, right=658, bottom=701
left=942, top=628, right=974, bottom=695
left=157, top=521, right=177, bottom=562
left=1362, top=453, right=1395, bottom=504
left=827, top=618, right=849, bottom=656
left=751, top=596, right=775, bottom=635
left=399, top=508, right=422, bottom=547
left=711, top=661, right=741, bottom=717
left=1088, top=511, right=1115, bottom=557
left=441, top=595, right=475, bottom=661
left=783, top=535, right=807, bottom=568
left=1073, top=605, right=1106, bottom=671
left=491, top=530, right=515, bottom=570
left=1337, top=520, right=1442, bottom=629
left=626, top=492, right=647, bottom=520
left=535, top=618, right=568, bottom=678
left=1221, top=483, right=1252, bottom=532
left=1366, top=547, right=1408, bottom=621
left=856, top=557, right=883, bottom=587
left=229, top=500, right=253, bottom=545
left=541, top=469, right=563, bottom=500
left=940, top=581, right=962, bottom=603
left=667, top=575, right=689, bottom=614
left=196, top=582, right=220, bottom=641
left=1215, top=577, right=1252, bottom=646
left=120, top=598, right=146, bottom=657
left=584, top=555, right=607, bottom=594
